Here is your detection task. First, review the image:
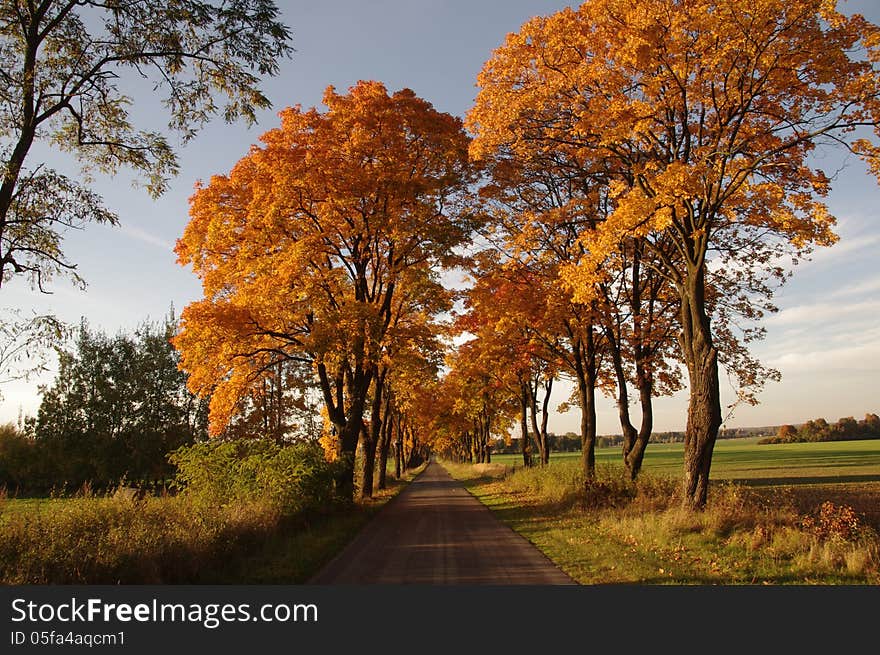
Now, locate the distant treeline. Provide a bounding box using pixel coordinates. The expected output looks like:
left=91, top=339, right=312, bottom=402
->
left=0, top=316, right=208, bottom=494
left=759, top=413, right=880, bottom=445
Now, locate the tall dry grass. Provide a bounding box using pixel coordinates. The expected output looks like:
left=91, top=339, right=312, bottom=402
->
left=0, top=487, right=283, bottom=584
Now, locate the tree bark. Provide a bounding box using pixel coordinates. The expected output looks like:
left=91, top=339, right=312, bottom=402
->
left=679, top=267, right=722, bottom=509
left=325, top=364, right=372, bottom=502
left=606, top=325, right=641, bottom=479
left=624, top=364, right=654, bottom=480
left=573, top=329, right=598, bottom=481
left=518, top=382, right=532, bottom=467
left=376, top=391, right=393, bottom=490
left=394, top=422, right=402, bottom=479
left=527, top=376, right=553, bottom=466
left=358, top=370, right=385, bottom=499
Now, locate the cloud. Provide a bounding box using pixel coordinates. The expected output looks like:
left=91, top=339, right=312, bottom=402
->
left=119, top=225, right=175, bottom=251
left=767, top=340, right=880, bottom=373
left=833, top=274, right=880, bottom=298
left=766, top=298, right=880, bottom=326
left=800, top=233, right=880, bottom=268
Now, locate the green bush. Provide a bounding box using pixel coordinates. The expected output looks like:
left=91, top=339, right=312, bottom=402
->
left=169, top=439, right=340, bottom=515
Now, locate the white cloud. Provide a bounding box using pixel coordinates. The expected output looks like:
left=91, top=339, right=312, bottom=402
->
left=800, top=233, right=880, bottom=267
left=767, top=341, right=880, bottom=373
left=767, top=298, right=880, bottom=326
left=118, top=225, right=175, bottom=251
left=833, top=275, right=880, bottom=299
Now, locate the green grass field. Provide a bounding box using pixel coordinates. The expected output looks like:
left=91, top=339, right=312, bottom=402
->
left=491, top=437, right=880, bottom=484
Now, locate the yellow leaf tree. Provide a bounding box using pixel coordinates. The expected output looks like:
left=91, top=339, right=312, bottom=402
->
left=468, top=0, right=880, bottom=507
left=174, top=81, right=473, bottom=500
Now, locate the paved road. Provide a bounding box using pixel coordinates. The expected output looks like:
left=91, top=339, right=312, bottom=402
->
left=309, top=461, right=575, bottom=584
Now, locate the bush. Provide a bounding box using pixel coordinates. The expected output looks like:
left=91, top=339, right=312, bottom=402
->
left=169, top=439, right=341, bottom=515
left=0, top=439, right=344, bottom=584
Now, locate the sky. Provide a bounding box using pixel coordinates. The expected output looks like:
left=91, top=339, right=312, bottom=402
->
left=2, top=0, right=879, bottom=436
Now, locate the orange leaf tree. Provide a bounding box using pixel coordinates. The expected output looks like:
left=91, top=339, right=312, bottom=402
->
left=459, top=251, right=563, bottom=467
left=468, top=0, right=880, bottom=507
left=174, top=81, right=473, bottom=500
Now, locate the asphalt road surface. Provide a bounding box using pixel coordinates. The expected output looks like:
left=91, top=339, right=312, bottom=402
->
left=309, top=461, right=575, bottom=584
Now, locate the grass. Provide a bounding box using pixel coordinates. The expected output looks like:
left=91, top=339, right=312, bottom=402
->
left=444, top=439, right=880, bottom=585
left=197, top=466, right=425, bottom=583
left=0, top=465, right=425, bottom=584
left=491, top=437, right=880, bottom=482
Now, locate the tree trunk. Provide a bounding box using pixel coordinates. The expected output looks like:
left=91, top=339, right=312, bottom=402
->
left=607, top=326, right=639, bottom=479
left=679, top=268, right=722, bottom=510
left=527, top=377, right=552, bottom=466
left=573, top=329, right=598, bottom=481
left=331, top=368, right=372, bottom=502
left=358, top=371, right=385, bottom=499
left=377, top=393, right=393, bottom=490
left=539, top=377, right=552, bottom=465
left=519, top=382, right=532, bottom=467
left=624, top=365, right=653, bottom=480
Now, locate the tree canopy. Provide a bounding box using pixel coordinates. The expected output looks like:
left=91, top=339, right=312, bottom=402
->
left=0, top=0, right=292, bottom=292
left=174, top=80, right=474, bottom=499
left=467, top=0, right=880, bottom=507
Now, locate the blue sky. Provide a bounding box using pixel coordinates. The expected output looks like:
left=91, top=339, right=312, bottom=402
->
left=2, top=0, right=879, bottom=435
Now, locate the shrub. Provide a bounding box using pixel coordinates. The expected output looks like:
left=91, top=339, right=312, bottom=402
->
left=801, top=501, right=872, bottom=544
left=169, top=439, right=340, bottom=515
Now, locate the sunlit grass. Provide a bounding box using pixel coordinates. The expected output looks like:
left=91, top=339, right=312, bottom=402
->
left=445, top=449, right=880, bottom=585
left=0, top=465, right=425, bottom=584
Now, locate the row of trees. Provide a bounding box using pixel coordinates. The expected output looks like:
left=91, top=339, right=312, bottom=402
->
left=173, top=81, right=472, bottom=499
left=448, top=0, right=880, bottom=508
left=172, top=1, right=880, bottom=508
left=3, top=2, right=880, bottom=509
left=766, top=414, right=880, bottom=444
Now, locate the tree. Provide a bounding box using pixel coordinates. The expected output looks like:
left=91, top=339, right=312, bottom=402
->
left=0, top=308, right=67, bottom=396
left=32, top=313, right=208, bottom=489
left=0, top=0, right=292, bottom=292
left=776, top=424, right=798, bottom=443
left=469, top=0, right=880, bottom=508
left=457, top=256, right=557, bottom=467
left=174, top=81, right=473, bottom=500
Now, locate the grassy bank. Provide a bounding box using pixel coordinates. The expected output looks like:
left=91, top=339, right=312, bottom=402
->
left=444, top=453, right=880, bottom=585
left=0, top=467, right=424, bottom=584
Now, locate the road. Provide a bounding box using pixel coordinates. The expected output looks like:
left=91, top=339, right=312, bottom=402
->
left=309, top=461, right=575, bottom=584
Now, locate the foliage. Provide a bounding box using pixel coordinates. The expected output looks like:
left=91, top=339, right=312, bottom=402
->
left=2, top=312, right=209, bottom=492
left=801, top=501, right=871, bottom=544
left=174, top=80, right=474, bottom=498
left=467, top=0, right=880, bottom=508
left=0, top=450, right=421, bottom=584
left=169, top=439, right=341, bottom=515
left=760, top=413, right=880, bottom=444
left=0, top=308, right=68, bottom=395
left=0, top=0, right=292, bottom=292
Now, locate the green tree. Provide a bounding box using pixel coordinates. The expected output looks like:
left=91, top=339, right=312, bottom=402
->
left=0, top=0, right=292, bottom=292
left=33, top=312, right=208, bottom=488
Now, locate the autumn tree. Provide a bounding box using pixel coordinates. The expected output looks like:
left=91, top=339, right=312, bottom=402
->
left=440, top=339, right=518, bottom=465
left=469, top=0, right=880, bottom=507
left=174, top=81, right=473, bottom=500
left=0, top=0, right=291, bottom=292
left=359, top=272, right=451, bottom=496
left=459, top=253, right=560, bottom=467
